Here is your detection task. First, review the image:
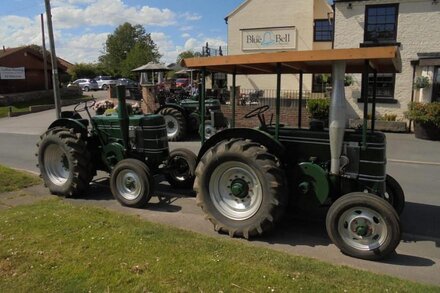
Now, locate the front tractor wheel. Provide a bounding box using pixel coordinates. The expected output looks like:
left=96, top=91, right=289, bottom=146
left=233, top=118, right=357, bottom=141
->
left=165, top=148, right=197, bottom=189
left=159, top=107, right=187, bottom=141
left=194, top=139, right=288, bottom=238
left=110, top=159, right=153, bottom=208
left=37, top=127, right=93, bottom=197
left=326, top=193, right=401, bottom=260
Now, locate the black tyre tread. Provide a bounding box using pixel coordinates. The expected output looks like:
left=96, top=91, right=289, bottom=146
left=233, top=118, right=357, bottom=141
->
left=160, top=107, right=187, bottom=141
left=110, top=159, right=152, bottom=208
left=165, top=148, right=197, bottom=189
left=326, top=193, right=401, bottom=260
left=194, top=139, right=288, bottom=239
left=385, top=174, right=405, bottom=215
left=37, top=127, right=93, bottom=197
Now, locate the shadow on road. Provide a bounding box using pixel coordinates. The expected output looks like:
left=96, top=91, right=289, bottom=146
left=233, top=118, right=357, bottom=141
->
left=73, top=179, right=439, bottom=266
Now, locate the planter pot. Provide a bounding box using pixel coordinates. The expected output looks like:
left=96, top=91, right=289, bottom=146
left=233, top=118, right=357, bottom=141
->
left=414, top=122, right=440, bottom=141
left=349, top=119, right=407, bottom=133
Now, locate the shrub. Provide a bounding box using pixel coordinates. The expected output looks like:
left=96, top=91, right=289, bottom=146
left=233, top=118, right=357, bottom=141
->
left=414, top=76, right=430, bottom=89
left=307, top=98, right=330, bottom=120
left=405, top=102, right=440, bottom=127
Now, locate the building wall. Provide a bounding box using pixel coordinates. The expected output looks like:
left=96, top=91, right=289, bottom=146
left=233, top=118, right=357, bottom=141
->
left=227, top=0, right=332, bottom=93
left=334, top=0, right=440, bottom=119
left=0, top=48, right=65, bottom=94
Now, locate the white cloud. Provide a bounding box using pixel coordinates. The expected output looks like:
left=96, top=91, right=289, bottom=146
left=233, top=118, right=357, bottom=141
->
left=179, top=25, right=193, bottom=32
left=58, top=32, right=109, bottom=63
left=180, top=12, right=202, bottom=21
left=181, top=33, right=191, bottom=39
left=51, top=0, right=176, bottom=29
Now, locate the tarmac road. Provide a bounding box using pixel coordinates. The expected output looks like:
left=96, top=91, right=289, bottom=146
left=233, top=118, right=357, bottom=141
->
left=0, top=107, right=439, bottom=286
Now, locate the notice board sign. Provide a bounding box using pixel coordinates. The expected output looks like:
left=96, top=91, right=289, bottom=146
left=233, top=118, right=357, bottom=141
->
left=0, top=67, right=25, bottom=80
left=242, top=27, right=297, bottom=51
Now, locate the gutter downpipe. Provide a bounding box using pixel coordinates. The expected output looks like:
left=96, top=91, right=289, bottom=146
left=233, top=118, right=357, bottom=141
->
left=329, top=61, right=347, bottom=175
left=409, top=61, right=417, bottom=132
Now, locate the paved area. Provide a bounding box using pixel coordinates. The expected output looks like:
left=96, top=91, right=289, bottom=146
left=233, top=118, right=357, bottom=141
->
left=0, top=107, right=439, bottom=286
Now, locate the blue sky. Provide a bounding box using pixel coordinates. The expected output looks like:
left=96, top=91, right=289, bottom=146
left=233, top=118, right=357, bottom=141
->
left=0, top=0, right=244, bottom=64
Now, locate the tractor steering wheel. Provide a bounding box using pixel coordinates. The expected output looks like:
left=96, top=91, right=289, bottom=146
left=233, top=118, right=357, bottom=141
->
left=74, top=99, right=96, bottom=113
left=244, top=105, right=270, bottom=128
left=244, top=105, right=270, bottom=119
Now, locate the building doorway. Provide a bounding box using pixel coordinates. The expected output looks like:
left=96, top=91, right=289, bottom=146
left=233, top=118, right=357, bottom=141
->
left=433, top=66, right=440, bottom=102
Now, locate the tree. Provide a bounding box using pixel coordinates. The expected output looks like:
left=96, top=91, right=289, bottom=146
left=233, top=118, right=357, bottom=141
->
left=99, top=23, right=161, bottom=76
left=68, top=63, right=101, bottom=80
left=177, top=50, right=196, bottom=64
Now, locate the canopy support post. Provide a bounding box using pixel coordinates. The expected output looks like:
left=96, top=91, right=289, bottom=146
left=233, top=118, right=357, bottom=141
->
left=200, top=67, right=206, bottom=144
left=371, top=69, right=377, bottom=133
left=232, top=69, right=236, bottom=128
left=275, top=63, right=282, bottom=141
left=298, top=70, right=303, bottom=128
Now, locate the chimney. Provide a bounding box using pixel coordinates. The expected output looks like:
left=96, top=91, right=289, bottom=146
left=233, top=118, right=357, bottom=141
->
left=2, top=46, right=5, bottom=52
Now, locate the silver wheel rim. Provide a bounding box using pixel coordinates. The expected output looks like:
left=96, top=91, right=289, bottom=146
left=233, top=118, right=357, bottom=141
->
left=209, top=161, right=262, bottom=220
left=115, top=170, right=143, bottom=201
left=338, top=206, right=388, bottom=251
left=44, top=144, right=70, bottom=186
left=164, top=115, right=179, bottom=138
left=204, top=123, right=216, bottom=139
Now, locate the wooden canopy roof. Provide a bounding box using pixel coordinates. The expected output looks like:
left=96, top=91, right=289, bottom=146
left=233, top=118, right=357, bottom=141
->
left=182, top=46, right=401, bottom=75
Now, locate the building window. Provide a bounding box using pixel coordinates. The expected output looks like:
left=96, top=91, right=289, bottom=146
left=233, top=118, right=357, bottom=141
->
left=314, top=19, right=333, bottom=42
left=364, top=4, right=399, bottom=43
left=368, top=73, right=395, bottom=98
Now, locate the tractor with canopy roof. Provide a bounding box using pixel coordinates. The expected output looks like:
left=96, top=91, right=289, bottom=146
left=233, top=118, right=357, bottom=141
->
left=182, top=46, right=404, bottom=260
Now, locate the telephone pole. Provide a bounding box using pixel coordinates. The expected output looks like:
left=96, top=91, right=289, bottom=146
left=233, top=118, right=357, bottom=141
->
left=44, top=0, right=61, bottom=119
left=40, top=13, right=49, bottom=90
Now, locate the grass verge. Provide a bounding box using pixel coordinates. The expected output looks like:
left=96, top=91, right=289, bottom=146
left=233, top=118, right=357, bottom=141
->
left=0, top=200, right=438, bottom=292
left=0, top=96, right=88, bottom=118
left=0, top=165, right=40, bottom=193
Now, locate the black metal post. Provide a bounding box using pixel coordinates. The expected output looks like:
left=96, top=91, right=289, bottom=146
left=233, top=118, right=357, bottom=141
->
left=361, top=60, right=370, bottom=149
left=232, top=70, right=236, bottom=128
left=371, top=70, right=377, bottom=133
left=201, top=67, right=206, bottom=144
left=275, top=63, right=282, bottom=141
left=298, top=70, right=303, bottom=128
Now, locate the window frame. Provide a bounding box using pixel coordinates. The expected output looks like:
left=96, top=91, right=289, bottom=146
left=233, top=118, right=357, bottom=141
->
left=314, top=19, right=334, bottom=42
left=359, top=73, right=398, bottom=104
left=363, top=3, right=399, bottom=43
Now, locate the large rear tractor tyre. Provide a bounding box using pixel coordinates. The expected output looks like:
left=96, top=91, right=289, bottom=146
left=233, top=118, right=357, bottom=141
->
left=326, top=193, right=401, bottom=260
left=384, top=174, right=405, bottom=215
left=194, top=139, right=288, bottom=238
left=110, top=159, right=153, bottom=208
left=159, top=107, right=187, bottom=141
left=165, top=148, right=197, bottom=189
left=37, top=127, right=93, bottom=197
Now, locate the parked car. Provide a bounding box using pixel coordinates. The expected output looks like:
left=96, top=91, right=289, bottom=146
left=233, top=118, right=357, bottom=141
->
left=117, top=78, right=139, bottom=89
left=67, top=79, right=99, bottom=92
left=94, top=76, right=117, bottom=90
left=175, top=78, right=189, bottom=88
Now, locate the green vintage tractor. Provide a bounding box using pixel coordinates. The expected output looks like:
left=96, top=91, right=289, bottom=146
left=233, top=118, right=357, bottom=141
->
left=183, top=47, right=405, bottom=260
left=156, top=98, right=229, bottom=141
left=36, top=86, right=197, bottom=207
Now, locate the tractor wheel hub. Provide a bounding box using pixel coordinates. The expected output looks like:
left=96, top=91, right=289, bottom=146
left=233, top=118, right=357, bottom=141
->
left=230, top=179, right=249, bottom=199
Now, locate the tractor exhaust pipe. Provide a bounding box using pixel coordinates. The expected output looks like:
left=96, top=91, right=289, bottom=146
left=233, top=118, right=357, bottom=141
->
left=329, top=61, right=347, bottom=175
left=116, top=85, right=129, bottom=150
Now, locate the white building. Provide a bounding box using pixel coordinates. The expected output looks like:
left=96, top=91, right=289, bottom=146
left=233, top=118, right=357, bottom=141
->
left=334, top=0, right=440, bottom=119
left=226, top=0, right=333, bottom=94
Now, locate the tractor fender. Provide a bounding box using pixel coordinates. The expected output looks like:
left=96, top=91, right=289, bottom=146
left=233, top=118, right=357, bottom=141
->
left=197, top=128, right=286, bottom=164
left=48, top=118, right=88, bottom=137
left=155, top=104, right=188, bottom=117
